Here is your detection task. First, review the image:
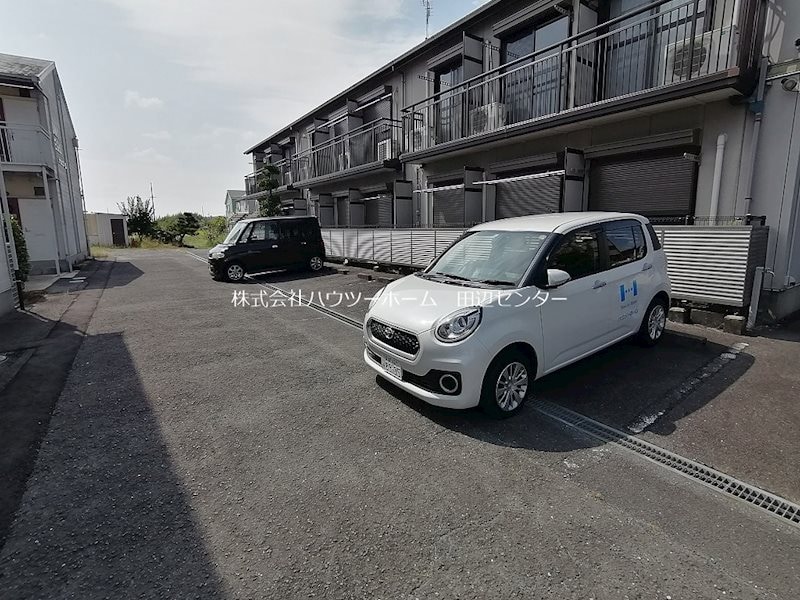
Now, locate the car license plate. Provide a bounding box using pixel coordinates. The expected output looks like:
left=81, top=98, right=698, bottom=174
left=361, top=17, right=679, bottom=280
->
left=382, top=357, right=402, bottom=380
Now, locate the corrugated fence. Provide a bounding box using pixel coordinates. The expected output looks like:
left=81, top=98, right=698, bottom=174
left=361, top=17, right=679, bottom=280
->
left=321, top=226, right=769, bottom=308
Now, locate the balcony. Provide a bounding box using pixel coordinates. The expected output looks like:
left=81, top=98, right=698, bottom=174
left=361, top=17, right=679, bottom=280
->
left=244, top=158, right=293, bottom=197
left=402, top=0, right=762, bottom=159
left=291, top=118, right=402, bottom=186
left=0, top=124, right=53, bottom=169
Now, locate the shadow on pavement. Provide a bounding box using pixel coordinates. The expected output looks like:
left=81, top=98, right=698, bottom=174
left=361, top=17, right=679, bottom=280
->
left=0, top=282, right=223, bottom=599
left=377, top=330, right=753, bottom=452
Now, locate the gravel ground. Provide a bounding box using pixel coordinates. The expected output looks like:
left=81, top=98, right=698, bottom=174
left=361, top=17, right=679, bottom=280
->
left=0, top=249, right=798, bottom=599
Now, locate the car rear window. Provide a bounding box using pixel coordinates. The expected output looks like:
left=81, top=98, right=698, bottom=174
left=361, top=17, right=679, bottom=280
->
left=604, top=220, right=648, bottom=268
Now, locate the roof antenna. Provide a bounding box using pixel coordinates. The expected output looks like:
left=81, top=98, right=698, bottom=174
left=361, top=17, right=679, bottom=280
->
left=421, top=0, right=432, bottom=39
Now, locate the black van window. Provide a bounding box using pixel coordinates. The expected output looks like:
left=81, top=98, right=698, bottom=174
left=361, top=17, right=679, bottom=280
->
left=300, top=220, right=318, bottom=241
left=547, top=227, right=601, bottom=280
left=248, top=221, right=278, bottom=242
left=279, top=221, right=301, bottom=240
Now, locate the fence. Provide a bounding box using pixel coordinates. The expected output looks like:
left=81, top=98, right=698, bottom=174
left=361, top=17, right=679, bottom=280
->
left=321, top=224, right=769, bottom=308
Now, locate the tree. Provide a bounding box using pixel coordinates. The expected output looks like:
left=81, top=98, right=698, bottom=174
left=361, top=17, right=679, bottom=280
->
left=256, top=165, right=281, bottom=217
left=200, top=216, right=227, bottom=246
left=10, top=217, right=30, bottom=282
left=156, top=212, right=201, bottom=246
left=118, top=195, right=155, bottom=238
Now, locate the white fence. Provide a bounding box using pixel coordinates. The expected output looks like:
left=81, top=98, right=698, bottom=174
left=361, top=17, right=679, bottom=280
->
left=321, top=226, right=769, bottom=308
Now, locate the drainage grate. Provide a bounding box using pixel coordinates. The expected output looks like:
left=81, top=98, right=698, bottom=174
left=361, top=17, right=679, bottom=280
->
left=534, top=400, right=800, bottom=527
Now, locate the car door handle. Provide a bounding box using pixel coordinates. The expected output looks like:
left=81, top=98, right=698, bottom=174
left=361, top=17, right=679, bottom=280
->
left=593, top=280, right=607, bottom=289
left=300, top=241, right=307, bottom=245
left=271, top=244, right=279, bottom=249
left=642, top=262, right=653, bottom=271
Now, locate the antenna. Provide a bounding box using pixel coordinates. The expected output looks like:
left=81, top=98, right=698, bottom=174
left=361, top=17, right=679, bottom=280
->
left=149, top=182, right=156, bottom=218
left=421, top=0, right=432, bottom=39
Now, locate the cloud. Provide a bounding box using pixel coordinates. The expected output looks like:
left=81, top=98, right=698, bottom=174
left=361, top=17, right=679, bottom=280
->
left=103, top=0, right=421, bottom=132
left=124, top=90, right=164, bottom=109
left=127, top=147, right=172, bottom=164
left=142, top=130, right=172, bottom=140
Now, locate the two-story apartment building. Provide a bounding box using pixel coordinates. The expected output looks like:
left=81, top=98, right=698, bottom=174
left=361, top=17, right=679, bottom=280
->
left=225, top=189, right=257, bottom=224
left=0, top=53, right=88, bottom=315
left=242, top=0, right=800, bottom=320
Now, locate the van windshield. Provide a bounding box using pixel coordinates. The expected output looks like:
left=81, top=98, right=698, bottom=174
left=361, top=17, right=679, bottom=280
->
left=422, top=230, right=549, bottom=287
left=223, top=221, right=248, bottom=244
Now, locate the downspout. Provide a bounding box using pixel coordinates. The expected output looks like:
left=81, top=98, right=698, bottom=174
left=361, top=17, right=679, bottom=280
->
left=42, top=166, right=61, bottom=275
left=709, top=133, right=727, bottom=219
left=742, top=56, right=769, bottom=215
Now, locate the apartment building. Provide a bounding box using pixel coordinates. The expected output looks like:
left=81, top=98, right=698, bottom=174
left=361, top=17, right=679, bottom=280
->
left=0, top=53, right=88, bottom=314
left=242, top=0, right=800, bottom=320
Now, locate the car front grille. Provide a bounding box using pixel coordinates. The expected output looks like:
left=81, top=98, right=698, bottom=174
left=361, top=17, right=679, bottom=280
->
left=368, top=319, right=420, bottom=356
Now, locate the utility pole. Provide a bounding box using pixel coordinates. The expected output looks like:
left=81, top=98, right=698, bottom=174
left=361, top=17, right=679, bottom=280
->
left=149, top=182, right=156, bottom=219
left=422, top=0, right=432, bottom=39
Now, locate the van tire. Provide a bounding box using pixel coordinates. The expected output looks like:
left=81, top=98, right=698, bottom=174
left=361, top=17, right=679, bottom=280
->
left=224, top=261, right=246, bottom=282
left=308, top=256, right=323, bottom=272
left=637, top=297, right=668, bottom=347
left=479, top=348, right=532, bottom=419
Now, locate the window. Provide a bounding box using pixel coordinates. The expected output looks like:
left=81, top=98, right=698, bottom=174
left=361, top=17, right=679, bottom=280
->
left=279, top=220, right=301, bottom=240
left=500, top=16, right=569, bottom=123
left=33, top=186, right=45, bottom=196
left=247, top=221, right=279, bottom=242
left=434, top=61, right=464, bottom=143
left=604, top=220, right=647, bottom=268
left=548, top=228, right=601, bottom=280
left=646, top=223, right=662, bottom=250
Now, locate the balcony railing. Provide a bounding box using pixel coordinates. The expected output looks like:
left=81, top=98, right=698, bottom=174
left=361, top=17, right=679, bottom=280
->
left=291, top=118, right=401, bottom=184
left=244, top=158, right=293, bottom=195
left=403, top=0, right=759, bottom=154
left=0, top=124, right=52, bottom=166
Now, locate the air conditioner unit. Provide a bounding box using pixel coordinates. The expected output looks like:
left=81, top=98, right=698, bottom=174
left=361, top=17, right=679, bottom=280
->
left=377, top=139, right=394, bottom=161
left=469, top=102, right=507, bottom=136
left=337, top=152, right=351, bottom=171
left=662, top=26, right=738, bottom=85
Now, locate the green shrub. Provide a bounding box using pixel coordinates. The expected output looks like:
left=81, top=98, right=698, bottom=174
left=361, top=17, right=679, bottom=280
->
left=10, top=217, right=30, bottom=282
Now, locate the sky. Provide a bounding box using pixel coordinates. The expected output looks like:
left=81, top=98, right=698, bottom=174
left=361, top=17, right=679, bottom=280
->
left=2, top=0, right=486, bottom=217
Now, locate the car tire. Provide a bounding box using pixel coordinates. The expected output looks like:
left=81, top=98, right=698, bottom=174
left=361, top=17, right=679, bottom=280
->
left=308, top=256, right=323, bottom=272
left=479, top=348, right=533, bottom=419
left=224, top=261, right=246, bottom=283
left=637, top=297, right=668, bottom=347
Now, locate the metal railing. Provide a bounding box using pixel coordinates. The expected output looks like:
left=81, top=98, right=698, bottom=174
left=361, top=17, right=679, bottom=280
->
left=0, top=124, right=52, bottom=166
left=403, top=0, right=751, bottom=153
left=291, top=118, right=402, bottom=184
left=244, top=158, right=293, bottom=196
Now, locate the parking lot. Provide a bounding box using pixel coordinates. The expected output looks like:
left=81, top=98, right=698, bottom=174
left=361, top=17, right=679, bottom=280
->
left=0, top=249, right=798, bottom=599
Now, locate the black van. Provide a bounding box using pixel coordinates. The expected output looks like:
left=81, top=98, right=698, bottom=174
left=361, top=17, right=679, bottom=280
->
left=208, top=216, right=326, bottom=282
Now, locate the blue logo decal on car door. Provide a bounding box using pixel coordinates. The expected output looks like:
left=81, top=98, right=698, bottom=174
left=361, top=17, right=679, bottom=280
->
left=619, top=280, right=638, bottom=302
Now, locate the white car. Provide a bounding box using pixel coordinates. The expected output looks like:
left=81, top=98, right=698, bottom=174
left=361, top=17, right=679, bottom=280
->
left=363, top=212, right=670, bottom=417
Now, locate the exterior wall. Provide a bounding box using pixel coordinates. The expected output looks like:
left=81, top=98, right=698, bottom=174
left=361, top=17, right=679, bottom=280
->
left=17, top=197, right=59, bottom=273
left=85, top=213, right=129, bottom=247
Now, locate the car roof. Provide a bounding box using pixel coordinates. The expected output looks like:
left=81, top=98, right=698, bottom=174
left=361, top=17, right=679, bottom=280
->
left=468, top=212, right=646, bottom=234
left=238, top=216, right=317, bottom=223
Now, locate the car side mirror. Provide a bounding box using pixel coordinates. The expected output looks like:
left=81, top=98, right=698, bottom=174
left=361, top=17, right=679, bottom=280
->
left=546, top=268, right=571, bottom=288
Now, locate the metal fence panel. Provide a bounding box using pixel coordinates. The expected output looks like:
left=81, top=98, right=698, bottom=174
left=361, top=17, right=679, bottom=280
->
left=356, top=230, right=374, bottom=261
left=391, top=230, right=413, bottom=265
left=344, top=230, right=359, bottom=258
left=411, top=230, right=437, bottom=267
left=374, top=230, right=393, bottom=263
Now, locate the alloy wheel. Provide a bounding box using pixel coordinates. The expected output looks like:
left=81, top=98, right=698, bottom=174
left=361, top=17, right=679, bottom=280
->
left=495, top=361, right=528, bottom=412
left=227, top=264, right=244, bottom=281
left=648, top=304, right=666, bottom=341
left=310, top=256, right=323, bottom=271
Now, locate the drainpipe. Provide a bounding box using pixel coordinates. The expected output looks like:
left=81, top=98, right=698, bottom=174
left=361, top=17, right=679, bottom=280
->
left=709, top=133, right=727, bottom=219
left=42, top=166, right=61, bottom=275
left=742, top=56, right=769, bottom=215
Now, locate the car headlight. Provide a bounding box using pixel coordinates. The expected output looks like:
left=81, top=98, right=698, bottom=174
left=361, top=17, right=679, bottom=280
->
left=368, top=286, right=386, bottom=309
left=209, top=251, right=225, bottom=259
left=434, top=307, right=482, bottom=343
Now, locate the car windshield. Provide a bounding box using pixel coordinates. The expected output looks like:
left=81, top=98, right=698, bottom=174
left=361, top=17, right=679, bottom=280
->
left=422, top=230, right=549, bottom=287
left=223, top=221, right=247, bottom=244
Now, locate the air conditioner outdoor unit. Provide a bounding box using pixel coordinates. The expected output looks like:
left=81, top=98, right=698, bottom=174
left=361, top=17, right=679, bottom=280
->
left=337, top=152, right=351, bottom=171
left=662, top=26, right=738, bottom=85
left=377, top=139, right=394, bottom=161
left=469, top=102, right=507, bottom=136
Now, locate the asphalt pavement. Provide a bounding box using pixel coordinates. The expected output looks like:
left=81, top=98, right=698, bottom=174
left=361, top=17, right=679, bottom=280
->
left=0, top=249, right=797, bottom=599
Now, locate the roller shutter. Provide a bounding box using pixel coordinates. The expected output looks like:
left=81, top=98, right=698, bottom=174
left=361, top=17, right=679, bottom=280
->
left=495, top=174, right=562, bottom=218
left=432, top=187, right=464, bottom=226
left=589, top=153, right=697, bottom=217
left=364, top=194, right=393, bottom=226
left=336, top=196, right=349, bottom=226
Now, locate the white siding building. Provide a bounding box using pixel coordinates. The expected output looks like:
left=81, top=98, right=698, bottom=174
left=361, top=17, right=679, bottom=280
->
left=0, top=53, right=88, bottom=315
